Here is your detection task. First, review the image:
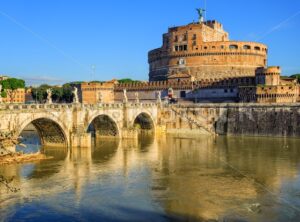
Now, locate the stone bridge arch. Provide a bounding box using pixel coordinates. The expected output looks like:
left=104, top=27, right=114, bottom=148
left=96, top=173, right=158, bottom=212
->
left=133, top=111, right=156, bottom=132
left=86, top=113, right=121, bottom=139
left=17, top=113, right=70, bottom=147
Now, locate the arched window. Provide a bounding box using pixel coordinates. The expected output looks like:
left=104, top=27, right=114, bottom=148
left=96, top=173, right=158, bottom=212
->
left=243, top=45, right=251, bottom=50
left=254, top=46, right=261, bottom=51
left=229, top=45, right=238, bottom=49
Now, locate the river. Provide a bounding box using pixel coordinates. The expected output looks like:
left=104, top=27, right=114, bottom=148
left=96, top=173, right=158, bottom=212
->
left=1, top=133, right=300, bottom=221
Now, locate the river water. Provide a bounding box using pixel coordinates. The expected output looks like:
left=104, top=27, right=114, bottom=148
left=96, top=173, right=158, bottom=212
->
left=1, top=134, right=300, bottom=221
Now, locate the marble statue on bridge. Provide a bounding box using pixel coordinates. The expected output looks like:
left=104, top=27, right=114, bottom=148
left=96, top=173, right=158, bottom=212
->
left=135, top=92, right=139, bottom=103
left=98, top=92, right=103, bottom=103
left=123, top=89, right=128, bottom=103
left=46, top=88, right=52, bottom=104
left=157, top=91, right=162, bottom=104
left=72, top=87, right=79, bottom=104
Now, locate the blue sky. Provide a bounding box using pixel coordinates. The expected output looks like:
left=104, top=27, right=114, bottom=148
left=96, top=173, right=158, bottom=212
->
left=0, top=0, right=299, bottom=86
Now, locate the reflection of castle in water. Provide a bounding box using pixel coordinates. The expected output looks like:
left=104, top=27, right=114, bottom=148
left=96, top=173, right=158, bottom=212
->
left=1, top=136, right=300, bottom=220
left=151, top=136, right=300, bottom=220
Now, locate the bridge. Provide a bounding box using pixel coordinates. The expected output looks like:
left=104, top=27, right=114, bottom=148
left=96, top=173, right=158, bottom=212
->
left=0, top=102, right=159, bottom=150
left=2, top=101, right=297, bottom=152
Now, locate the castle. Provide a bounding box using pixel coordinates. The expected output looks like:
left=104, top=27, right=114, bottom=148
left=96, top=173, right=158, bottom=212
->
left=148, top=19, right=267, bottom=82
left=73, top=8, right=299, bottom=104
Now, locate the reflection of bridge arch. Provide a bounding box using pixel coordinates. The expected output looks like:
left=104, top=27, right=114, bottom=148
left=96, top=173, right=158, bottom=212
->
left=17, top=114, right=69, bottom=147
left=87, top=114, right=120, bottom=138
left=133, top=112, right=155, bottom=132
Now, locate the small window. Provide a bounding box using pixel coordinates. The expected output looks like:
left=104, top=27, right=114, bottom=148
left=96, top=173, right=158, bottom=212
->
left=221, top=45, right=225, bottom=49
left=183, top=34, right=187, bottom=41
left=254, top=46, right=261, bottom=51
left=229, top=45, right=238, bottom=49
left=180, top=91, right=186, bottom=98
left=243, top=45, right=251, bottom=50
left=183, top=45, right=187, bottom=51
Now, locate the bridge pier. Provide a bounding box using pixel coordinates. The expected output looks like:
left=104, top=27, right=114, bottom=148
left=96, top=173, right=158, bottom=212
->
left=121, top=128, right=139, bottom=139
left=70, top=132, right=92, bottom=148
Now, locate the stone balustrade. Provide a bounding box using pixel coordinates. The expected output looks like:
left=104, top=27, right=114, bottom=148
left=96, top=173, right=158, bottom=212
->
left=0, top=102, right=158, bottom=111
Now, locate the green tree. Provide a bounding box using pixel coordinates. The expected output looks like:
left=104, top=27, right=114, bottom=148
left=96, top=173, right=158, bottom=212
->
left=31, top=83, right=75, bottom=104
left=62, top=84, right=73, bottom=103
left=0, top=78, right=25, bottom=103
left=31, top=87, right=47, bottom=103
left=118, top=78, right=141, bottom=84
left=1, top=91, right=7, bottom=98
left=51, top=87, right=63, bottom=102
left=1, top=78, right=25, bottom=90
left=290, top=74, right=300, bottom=83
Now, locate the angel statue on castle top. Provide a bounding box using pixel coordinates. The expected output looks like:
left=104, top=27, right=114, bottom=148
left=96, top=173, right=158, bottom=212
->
left=196, top=8, right=205, bottom=23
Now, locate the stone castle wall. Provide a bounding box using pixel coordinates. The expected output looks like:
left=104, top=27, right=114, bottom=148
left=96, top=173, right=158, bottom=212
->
left=149, top=41, right=267, bottom=81
left=160, top=104, right=300, bottom=137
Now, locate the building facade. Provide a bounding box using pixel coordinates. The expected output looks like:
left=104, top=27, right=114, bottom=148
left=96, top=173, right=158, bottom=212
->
left=239, top=67, right=299, bottom=103
left=2, top=88, right=25, bottom=104
left=77, top=81, right=116, bottom=104
left=114, top=76, right=193, bottom=102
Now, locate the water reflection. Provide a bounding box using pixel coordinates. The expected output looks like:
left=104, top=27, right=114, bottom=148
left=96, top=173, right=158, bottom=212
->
left=1, top=135, right=300, bottom=221
left=92, top=138, right=119, bottom=163
left=17, top=124, right=41, bottom=154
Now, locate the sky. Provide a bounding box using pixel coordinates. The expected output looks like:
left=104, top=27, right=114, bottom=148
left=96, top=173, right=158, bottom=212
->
left=0, top=0, right=299, bottom=86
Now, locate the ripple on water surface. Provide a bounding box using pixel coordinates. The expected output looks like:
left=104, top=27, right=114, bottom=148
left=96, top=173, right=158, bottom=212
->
left=1, top=134, right=300, bottom=221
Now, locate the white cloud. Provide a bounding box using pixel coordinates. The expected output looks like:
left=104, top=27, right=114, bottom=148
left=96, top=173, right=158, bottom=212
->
left=21, top=76, right=65, bottom=86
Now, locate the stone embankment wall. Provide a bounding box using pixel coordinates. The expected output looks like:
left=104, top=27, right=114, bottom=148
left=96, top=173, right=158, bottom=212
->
left=160, top=104, right=300, bottom=137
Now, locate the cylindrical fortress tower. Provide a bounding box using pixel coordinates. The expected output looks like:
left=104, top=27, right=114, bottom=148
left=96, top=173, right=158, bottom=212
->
left=148, top=20, right=268, bottom=81
left=255, top=66, right=281, bottom=86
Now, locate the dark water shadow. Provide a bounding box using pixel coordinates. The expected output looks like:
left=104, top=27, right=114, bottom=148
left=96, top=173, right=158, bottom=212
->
left=92, top=138, right=120, bottom=163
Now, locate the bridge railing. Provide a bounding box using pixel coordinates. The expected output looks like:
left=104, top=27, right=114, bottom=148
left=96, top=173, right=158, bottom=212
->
left=0, top=102, right=158, bottom=111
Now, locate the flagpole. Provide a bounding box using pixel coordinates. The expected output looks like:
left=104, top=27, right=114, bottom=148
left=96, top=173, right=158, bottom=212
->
left=204, top=0, right=207, bottom=21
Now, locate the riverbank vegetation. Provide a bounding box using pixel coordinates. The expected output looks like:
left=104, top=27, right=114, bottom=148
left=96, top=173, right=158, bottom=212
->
left=0, top=131, right=50, bottom=165
left=31, top=83, right=74, bottom=103
left=0, top=131, right=51, bottom=192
